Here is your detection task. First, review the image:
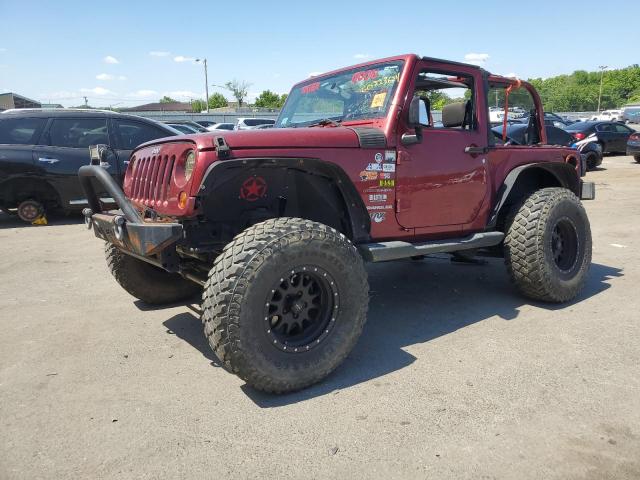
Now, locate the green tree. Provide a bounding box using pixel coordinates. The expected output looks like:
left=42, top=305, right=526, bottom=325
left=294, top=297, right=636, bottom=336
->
left=528, top=65, right=640, bottom=111
left=191, top=99, right=206, bottom=112
left=208, top=92, right=228, bottom=109
left=254, top=90, right=283, bottom=108
left=159, top=95, right=178, bottom=103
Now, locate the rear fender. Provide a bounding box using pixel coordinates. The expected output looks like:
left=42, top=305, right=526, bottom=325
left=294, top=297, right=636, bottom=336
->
left=488, top=162, right=580, bottom=229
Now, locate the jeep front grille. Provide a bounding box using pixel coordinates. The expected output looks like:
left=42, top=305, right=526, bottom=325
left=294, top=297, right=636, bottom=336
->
left=130, top=154, right=175, bottom=206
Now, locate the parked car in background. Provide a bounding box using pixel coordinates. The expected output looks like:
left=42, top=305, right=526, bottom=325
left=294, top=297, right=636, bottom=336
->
left=162, top=120, right=208, bottom=133
left=165, top=123, right=200, bottom=134
left=0, top=109, right=177, bottom=222
left=206, top=122, right=235, bottom=131
left=194, top=120, right=216, bottom=128
left=592, top=110, right=623, bottom=122
left=627, top=131, right=640, bottom=163
left=564, top=121, right=635, bottom=154
left=235, top=118, right=276, bottom=130
left=493, top=124, right=602, bottom=170
left=511, top=111, right=572, bottom=128
left=622, top=105, right=640, bottom=124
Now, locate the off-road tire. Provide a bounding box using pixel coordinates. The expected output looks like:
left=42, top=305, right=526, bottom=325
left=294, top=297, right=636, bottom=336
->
left=105, top=243, right=201, bottom=304
left=504, top=187, right=591, bottom=302
left=201, top=218, right=369, bottom=393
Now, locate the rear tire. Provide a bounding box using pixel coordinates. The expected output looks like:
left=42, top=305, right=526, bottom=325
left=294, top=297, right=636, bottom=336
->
left=504, top=188, right=591, bottom=302
left=105, top=243, right=201, bottom=305
left=201, top=218, right=369, bottom=393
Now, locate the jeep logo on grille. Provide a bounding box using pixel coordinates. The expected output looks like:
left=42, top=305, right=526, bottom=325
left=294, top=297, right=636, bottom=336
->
left=150, top=146, right=161, bottom=155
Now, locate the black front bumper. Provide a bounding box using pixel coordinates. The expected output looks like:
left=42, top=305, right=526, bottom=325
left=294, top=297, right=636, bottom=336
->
left=78, top=165, right=183, bottom=257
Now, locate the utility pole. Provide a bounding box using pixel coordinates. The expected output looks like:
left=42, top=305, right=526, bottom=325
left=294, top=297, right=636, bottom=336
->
left=597, top=65, right=607, bottom=113
left=196, top=58, right=210, bottom=113
left=83, top=96, right=88, bottom=107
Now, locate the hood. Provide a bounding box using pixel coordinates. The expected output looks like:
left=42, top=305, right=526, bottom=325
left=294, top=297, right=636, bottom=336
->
left=191, top=127, right=362, bottom=151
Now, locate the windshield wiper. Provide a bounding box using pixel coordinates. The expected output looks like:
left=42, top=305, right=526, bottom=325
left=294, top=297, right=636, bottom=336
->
left=306, top=118, right=342, bottom=128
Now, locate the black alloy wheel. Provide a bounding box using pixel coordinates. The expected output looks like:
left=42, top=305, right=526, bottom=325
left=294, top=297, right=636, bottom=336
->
left=551, top=217, right=579, bottom=272
left=265, top=266, right=337, bottom=353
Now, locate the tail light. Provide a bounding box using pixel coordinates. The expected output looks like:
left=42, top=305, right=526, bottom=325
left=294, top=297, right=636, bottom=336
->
left=572, top=132, right=586, bottom=141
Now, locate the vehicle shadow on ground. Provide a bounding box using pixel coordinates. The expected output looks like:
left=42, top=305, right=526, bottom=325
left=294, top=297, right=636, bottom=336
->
left=159, top=257, right=622, bottom=407
left=0, top=212, right=83, bottom=229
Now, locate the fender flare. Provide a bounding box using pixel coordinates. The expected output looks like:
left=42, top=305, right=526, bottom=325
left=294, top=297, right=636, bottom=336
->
left=487, top=162, right=580, bottom=229
left=198, top=157, right=371, bottom=243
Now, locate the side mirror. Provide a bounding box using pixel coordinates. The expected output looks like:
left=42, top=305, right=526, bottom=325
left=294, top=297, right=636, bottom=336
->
left=402, top=97, right=425, bottom=145
left=89, top=144, right=111, bottom=166
left=408, top=96, right=421, bottom=127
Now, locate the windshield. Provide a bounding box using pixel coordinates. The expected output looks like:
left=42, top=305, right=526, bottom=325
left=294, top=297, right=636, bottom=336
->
left=276, top=61, right=404, bottom=128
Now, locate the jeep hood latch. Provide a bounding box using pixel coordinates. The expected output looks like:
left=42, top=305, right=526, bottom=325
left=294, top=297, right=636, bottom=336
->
left=213, top=136, right=231, bottom=159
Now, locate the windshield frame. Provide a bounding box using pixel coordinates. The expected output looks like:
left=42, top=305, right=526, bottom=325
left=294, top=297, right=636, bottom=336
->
left=276, top=60, right=405, bottom=128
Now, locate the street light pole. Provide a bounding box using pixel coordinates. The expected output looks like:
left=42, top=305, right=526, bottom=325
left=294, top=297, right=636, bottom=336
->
left=196, top=58, right=210, bottom=113
left=597, top=65, right=607, bottom=113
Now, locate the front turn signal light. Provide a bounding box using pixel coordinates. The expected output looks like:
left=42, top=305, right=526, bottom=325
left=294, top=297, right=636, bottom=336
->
left=178, top=191, right=188, bottom=209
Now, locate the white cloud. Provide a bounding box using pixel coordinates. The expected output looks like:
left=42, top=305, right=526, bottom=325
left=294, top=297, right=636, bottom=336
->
left=354, top=53, right=370, bottom=60
left=46, top=91, right=78, bottom=99
left=504, top=72, right=518, bottom=78
left=464, top=53, right=490, bottom=66
left=126, top=89, right=158, bottom=99
left=149, top=51, right=171, bottom=57
left=103, top=55, right=119, bottom=64
left=163, top=90, right=202, bottom=99
left=96, top=73, right=126, bottom=80
left=80, top=87, right=115, bottom=96
left=308, top=72, right=322, bottom=77
left=174, top=55, right=196, bottom=63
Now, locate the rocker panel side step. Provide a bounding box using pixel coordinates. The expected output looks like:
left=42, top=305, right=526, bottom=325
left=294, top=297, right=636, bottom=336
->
left=358, top=232, right=504, bottom=263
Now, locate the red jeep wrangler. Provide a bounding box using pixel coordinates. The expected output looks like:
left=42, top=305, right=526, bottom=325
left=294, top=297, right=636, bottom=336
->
left=80, top=54, right=595, bottom=393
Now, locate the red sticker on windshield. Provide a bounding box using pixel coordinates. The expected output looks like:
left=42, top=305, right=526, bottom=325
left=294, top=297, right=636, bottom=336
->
left=302, top=82, right=320, bottom=94
left=352, top=69, right=378, bottom=83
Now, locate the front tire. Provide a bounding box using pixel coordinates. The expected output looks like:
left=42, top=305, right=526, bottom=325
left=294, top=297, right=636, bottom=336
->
left=504, top=188, right=591, bottom=302
left=201, top=218, right=369, bottom=393
left=105, top=244, right=201, bottom=304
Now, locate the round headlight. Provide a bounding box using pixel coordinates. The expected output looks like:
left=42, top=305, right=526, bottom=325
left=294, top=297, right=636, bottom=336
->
left=184, top=151, right=196, bottom=180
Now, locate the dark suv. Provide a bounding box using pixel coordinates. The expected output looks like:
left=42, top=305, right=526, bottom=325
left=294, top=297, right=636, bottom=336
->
left=0, top=109, right=177, bottom=222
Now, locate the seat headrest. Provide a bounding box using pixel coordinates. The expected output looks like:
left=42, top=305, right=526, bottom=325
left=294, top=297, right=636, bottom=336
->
left=442, top=102, right=467, bottom=128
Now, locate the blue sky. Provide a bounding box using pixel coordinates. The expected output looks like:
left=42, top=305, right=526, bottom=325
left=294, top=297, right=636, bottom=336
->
left=1, top=0, right=637, bottom=107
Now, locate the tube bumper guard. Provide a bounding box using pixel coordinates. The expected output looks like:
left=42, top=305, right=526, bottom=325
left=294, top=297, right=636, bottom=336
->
left=78, top=165, right=182, bottom=257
